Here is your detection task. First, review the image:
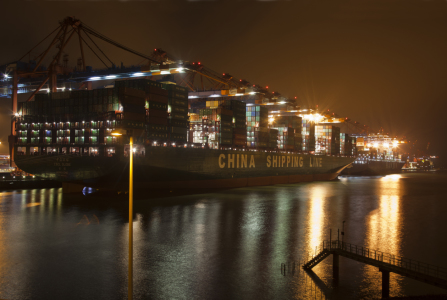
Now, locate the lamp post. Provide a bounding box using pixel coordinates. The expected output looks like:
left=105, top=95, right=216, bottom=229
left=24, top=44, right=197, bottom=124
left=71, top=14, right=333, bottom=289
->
left=112, top=129, right=133, bottom=300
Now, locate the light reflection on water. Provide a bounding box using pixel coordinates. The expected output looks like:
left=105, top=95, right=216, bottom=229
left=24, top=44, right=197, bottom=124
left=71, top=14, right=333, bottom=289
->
left=307, top=185, right=326, bottom=256
left=362, top=174, right=403, bottom=298
left=0, top=173, right=447, bottom=299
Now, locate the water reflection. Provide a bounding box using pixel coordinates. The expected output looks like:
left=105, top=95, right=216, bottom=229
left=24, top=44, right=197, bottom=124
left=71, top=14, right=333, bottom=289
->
left=368, top=176, right=402, bottom=252
left=307, top=185, right=327, bottom=255
left=363, top=174, right=403, bottom=298
left=0, top=173, right=446, bottom=299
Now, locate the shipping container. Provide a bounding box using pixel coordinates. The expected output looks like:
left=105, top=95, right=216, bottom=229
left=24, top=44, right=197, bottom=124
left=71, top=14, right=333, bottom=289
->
left=170, top=105, right=188, bottom=114
left=168, top=98, right=188, bottom=108
left=170, top=133, right=188, bottom=142
left=117, top=87, right=146, bottom=98
left=146, top=101, right=168, bottom=111
left=122, top=103, right=145, bottom=114
left=147, top=94, right=168, bottom=104
left=170, top=127, right=188, bottom=135
left=123, top=112, right=146, bottom=121
left=169, top=119, right=189, bottom=128
left=146, top=109, right=168, bottom=118
left=170, top=113, right=189, bottom=121
left=120, top=95, right=145, bottom=106
left=147, top=117, right=168, bottom=126
left=145, top=85, right=168, bottom=96
left=147, top=132, right=168, bottom=139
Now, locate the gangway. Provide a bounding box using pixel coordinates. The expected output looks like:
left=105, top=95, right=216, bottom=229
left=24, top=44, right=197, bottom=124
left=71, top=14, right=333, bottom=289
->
left=302, top=240, right=447, bottom=298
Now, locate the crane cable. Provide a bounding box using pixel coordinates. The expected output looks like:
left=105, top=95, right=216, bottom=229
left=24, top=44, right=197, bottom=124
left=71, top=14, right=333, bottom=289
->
left=81, top=28, right=114, bottom=67
left=81, top=22, right=160, bottom=64
left=16, top=25, right=62, bottom=63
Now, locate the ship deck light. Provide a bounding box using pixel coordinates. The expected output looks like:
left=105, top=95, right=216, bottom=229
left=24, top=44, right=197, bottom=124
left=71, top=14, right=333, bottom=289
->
left=111, top=129, right=126, bottom=136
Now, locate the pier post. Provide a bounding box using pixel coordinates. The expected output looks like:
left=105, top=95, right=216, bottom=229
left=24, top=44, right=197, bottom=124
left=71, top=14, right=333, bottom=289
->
left=380, top=268, right=390, bottom=299
left=333, top=253, right=339, bottom=282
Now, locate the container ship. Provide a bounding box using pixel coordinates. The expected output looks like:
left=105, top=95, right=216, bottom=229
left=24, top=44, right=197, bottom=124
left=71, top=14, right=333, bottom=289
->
left=341, top=134, right=405, bottom=175
left=12, top=78, right=355, bottom=192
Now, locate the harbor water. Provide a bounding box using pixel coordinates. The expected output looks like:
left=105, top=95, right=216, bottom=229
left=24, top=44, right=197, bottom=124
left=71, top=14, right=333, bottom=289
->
left=0, top=172, right=446, bottom=299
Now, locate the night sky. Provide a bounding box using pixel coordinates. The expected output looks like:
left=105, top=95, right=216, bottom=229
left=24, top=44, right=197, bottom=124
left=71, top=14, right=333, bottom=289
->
left=1, top=0, right=446, bottom=166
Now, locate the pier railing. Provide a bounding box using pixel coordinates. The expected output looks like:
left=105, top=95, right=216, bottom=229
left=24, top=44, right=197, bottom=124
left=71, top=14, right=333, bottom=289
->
left=306, top=240, right=447, bottom=281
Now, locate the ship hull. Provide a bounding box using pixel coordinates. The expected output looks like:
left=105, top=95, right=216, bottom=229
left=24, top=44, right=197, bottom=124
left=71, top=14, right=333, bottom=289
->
left=341, top=160, right=404, bottom=176
left=14, top=146, right=354, bottom=191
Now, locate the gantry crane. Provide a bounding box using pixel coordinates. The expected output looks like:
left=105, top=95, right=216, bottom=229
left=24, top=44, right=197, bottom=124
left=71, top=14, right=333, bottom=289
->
left=2, top=16, right=378, bottom=167
left=4, top=16, right=162, bottom=166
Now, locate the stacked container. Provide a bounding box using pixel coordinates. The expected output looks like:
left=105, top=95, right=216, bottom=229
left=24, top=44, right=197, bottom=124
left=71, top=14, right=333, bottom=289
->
left=145, top=84, right=169, bottom=142
left=114, top=79, right=169, bottom=143
left=246, top=105, right=268, bottom=127
left=188, top=118, right=205, bottom=145
left=189, top=103, right=241, bottom=148
left=315, top=125, right=341, bottom=155
left=246, top=105, right=269, bottom=148
left=350, top=136, right=357, bottom=156
left=340, top=133, right=352, bottom=156
left=205, top=100, right=220, bottom=109
left=164, top=84, right=189, bottom=143
left=271, top=116, right=302, bottom=151
left=220, top=100, right=246, bottom=147
left=301, top=119, right=315, bottom=152
left=115, top=87, right=146, bottom=143
left=272, top=127, right=293, bottom=150
left=15, top=79, right=172, bottom=155
left=268, top=129, right=278, bottom=149
left=196, top=107, right=234, bottom=147
left=216, top=107, right=234, bottom=146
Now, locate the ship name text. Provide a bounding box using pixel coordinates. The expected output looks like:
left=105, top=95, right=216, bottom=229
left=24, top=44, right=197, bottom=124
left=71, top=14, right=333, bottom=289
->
left=219, top=154, right=255, bottom=169
left=218, top=154, right=323, bottom=169
left=54, top=157, right=71, bottom=168
left=267, top=155, right=322, bottom=168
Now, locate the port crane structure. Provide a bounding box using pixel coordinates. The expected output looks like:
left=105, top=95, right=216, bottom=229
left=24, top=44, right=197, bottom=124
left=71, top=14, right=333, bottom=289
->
left=1, top=16, right=369, bottom=166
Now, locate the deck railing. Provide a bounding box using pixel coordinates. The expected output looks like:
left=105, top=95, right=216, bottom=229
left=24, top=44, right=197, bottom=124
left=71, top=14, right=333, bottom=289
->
left=311, top=240, right=447, bottom=280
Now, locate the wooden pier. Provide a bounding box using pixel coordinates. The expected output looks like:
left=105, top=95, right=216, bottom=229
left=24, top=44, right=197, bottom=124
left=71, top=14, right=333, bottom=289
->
left=302, top=240, right=447, bottom=298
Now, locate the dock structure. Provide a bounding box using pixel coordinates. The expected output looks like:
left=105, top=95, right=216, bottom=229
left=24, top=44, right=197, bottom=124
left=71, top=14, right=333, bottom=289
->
left=302, top=240, right=447, bottom=299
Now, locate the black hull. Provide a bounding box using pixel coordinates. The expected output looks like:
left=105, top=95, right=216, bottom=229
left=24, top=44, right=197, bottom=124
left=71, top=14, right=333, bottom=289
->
left=15, top=146, right=355, bottom=191
left=341, top=160, right=405, bottom=176
left=0, top=178, right=62, bottom=191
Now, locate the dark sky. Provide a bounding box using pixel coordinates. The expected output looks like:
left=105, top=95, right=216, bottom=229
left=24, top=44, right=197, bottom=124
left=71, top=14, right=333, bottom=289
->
left=1, top=0, right=446, bottom=165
